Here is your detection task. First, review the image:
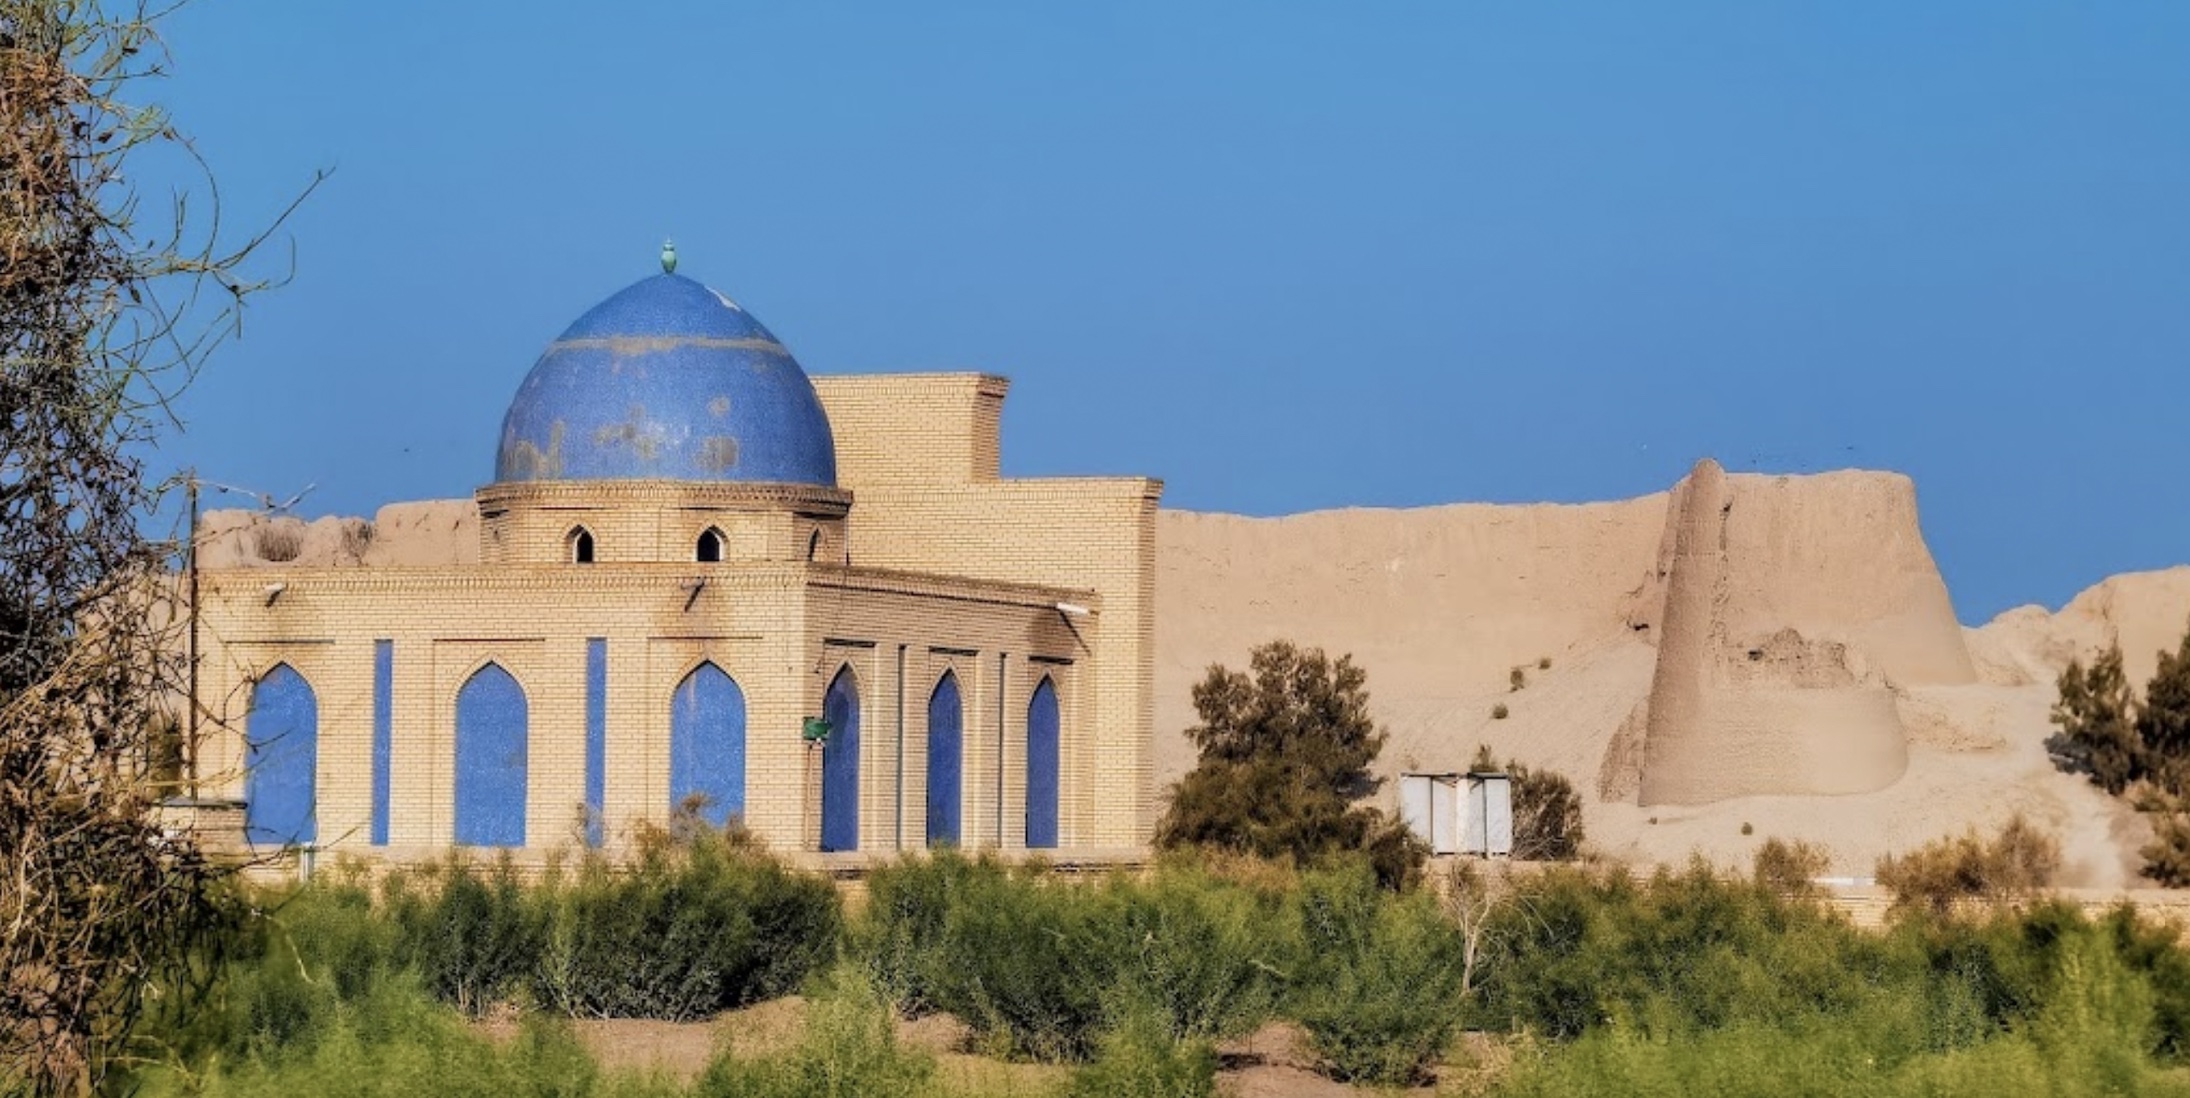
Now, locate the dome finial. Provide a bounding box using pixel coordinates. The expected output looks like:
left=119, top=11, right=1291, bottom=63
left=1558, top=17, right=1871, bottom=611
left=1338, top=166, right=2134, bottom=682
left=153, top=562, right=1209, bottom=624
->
left=660, top=238, right=678, bottom=275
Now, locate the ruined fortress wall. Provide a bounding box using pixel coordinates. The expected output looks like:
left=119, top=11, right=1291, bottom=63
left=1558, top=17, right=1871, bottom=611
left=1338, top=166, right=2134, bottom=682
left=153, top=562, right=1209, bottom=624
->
left=1157, top=461, right=1978, bottom=811
left=1712, top=471, right=1976, bottom=688
left=1155, top=496, right=1670, bottom=743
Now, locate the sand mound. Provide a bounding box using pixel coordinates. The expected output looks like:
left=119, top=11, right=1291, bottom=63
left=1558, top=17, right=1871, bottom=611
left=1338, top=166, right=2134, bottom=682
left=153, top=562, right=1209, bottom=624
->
left=198, top=500, right=478, bottom=569
left=1968, top=567, right=2190, bottom=692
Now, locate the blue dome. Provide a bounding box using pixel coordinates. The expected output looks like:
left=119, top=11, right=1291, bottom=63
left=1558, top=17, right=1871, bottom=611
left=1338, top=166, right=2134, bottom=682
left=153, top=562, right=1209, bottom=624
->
left=495, top=274, right=838, bottom=487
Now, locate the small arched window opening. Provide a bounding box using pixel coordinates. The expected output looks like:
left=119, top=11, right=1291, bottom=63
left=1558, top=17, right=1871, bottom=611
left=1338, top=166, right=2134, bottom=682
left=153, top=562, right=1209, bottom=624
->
left=806, top=529, right=822, bottom=562
left=697, top=528, right=724, bottom=563
left=568, top=527, right=596, bottom=564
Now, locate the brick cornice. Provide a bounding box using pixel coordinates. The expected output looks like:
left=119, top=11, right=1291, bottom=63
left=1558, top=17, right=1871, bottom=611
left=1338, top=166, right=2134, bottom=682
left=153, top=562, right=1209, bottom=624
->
left=475, top=479, right=853, bottom=517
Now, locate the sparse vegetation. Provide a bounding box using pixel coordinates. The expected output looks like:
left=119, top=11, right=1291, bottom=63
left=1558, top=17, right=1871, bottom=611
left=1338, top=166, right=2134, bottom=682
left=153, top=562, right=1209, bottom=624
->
left=1491, top=702, right=1509, bottom=720
left=1752, top=837, right=1831, bottom=896
left=1537, top=656, right=1552, bottom=670
left=1875, top=814, right=2061, bottom=916
left=1509, top=667, right=1527, bottom=691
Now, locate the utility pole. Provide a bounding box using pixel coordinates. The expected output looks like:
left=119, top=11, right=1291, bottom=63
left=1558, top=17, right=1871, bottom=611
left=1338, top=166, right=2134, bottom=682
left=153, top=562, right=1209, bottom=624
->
left=186, top=471, right=200, bottom=800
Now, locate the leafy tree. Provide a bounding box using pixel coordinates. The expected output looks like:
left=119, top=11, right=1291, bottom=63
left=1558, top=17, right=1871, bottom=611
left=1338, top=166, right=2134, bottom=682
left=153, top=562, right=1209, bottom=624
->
left=2139, top=627, right=2190, bottom=791
left=1156, top=641, right=1423, bottom=888
left=2050, top=644, right=2143, bottom=794
left=0, top=3, right=310, bottom=1090
left=2138, top=789, right=2190, bottom=888
left=2050, top=623, right=2190, bottom=884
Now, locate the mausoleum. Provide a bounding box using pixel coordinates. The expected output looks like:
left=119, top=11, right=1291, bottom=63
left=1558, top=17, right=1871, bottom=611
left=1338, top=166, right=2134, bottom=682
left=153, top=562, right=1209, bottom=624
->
left=186, top=251, right=1161, bottom=864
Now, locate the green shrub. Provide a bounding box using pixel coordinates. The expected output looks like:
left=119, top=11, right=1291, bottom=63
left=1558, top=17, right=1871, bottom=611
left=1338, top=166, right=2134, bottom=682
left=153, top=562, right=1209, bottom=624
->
left=930, top=867, right=1121, bottom=1061
left=1473, top=862, right=1925, bottom=1044
left=136, top=979, right=678, bottom=1098
left=393, top=855, right=546, bottom=1016
left=535, top=829, right=841, bottom=1020
left=856, top=853, right=1121, bottom=1060
left=2096, top=902, right=2190, bottom=1062
left=853, top=853, right=1292, bottom=1063
left=178, top=872, right=408, bottom=1060
left=1291, top=865, right=1466, bottom=1085
left=1491, top=891, right=2190, bottom=1097
left=856, top=849, right=1000, bottom=1015
left=1066, top=1003, right=1218, bottom=1098
left=1103, top=861, right=1293, bottom=1044
left=693, top=969, right=936, bottom=1098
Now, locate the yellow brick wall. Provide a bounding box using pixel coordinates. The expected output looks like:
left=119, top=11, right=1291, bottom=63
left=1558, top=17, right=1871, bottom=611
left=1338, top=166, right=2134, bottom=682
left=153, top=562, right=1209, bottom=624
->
left=810, top=373, right=1008, bottom=486
left=194, top=560, right=1105, bottom=860
left=815, top=374, right=1162, bottom=848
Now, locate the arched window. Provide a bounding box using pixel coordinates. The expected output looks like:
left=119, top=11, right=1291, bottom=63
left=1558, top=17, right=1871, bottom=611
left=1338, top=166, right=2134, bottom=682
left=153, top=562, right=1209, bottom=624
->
left=696, top=527, right=724, bottom=563
left=454, top=663, right=528, bottom=847
left=926, top=671, right=963, bottom=847
left=671, top=662, right=746, bottom=827
left=245, top=663, right=318, bottom=847
left=568, top=527, right=596, bottom=564
left=1026, top=676, right=1060, bottom=849
left=819, top=665, right=861, bottom=852
left=806, top=528, right=822, bottom=562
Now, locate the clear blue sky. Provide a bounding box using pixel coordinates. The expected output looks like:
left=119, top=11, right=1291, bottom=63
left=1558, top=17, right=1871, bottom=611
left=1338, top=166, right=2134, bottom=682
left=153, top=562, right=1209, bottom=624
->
left=149, top=2, right=2189, bottom=623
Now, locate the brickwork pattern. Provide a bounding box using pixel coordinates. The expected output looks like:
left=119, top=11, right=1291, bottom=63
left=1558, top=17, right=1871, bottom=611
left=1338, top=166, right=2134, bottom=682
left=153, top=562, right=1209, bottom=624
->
left=814, top=373, right=1162, bottom=848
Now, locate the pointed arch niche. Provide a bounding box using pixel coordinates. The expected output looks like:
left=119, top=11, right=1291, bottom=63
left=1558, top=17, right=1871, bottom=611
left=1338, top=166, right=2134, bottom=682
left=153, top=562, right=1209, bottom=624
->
left=820, top=666, right=861, bottom=852
left=670, top=661, right=747, bottom=827
left=245, top=663, right=319, bottom=847
left=926, top=671, right=964, bottom=847
left=454, top=663, right=528, bottom=847
left=1025, top=676, right=1061, bottom=849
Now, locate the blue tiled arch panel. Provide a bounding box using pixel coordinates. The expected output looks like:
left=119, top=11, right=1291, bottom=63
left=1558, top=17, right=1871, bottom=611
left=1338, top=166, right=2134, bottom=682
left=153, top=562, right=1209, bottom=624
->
left=820, top=667, right=861, bottom=852
left=1026, top=677, right=1061, bottom=850
left=245, top=663, right=318, bottom=847
left=671, top=661, right=747, bottom=828
left=926, top=672, right=963, bottom=847
left=454, top=663, right=528, bottom=847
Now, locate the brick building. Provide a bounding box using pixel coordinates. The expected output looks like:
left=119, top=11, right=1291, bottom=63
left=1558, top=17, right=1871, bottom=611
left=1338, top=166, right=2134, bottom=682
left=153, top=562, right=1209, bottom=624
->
left=187, top=255, right=1161, bottom=865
